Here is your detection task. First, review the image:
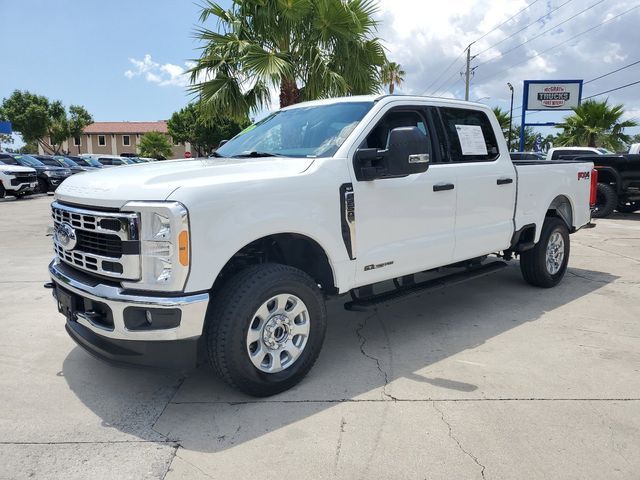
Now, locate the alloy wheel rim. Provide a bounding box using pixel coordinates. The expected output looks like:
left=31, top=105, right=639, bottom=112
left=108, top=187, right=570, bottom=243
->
left=246, top=293, right=310, bottom=373
left=545, top=231, right=565, bottom=275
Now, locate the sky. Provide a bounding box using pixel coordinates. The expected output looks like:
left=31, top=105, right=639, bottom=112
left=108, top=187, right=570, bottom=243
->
left=1, top=0, right=639, bottom=146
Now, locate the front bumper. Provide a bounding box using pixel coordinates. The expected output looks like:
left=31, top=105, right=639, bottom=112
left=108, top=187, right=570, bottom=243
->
left=49, top=259, right=209, bottom=369
left=4, top=181, right=37, bottom=194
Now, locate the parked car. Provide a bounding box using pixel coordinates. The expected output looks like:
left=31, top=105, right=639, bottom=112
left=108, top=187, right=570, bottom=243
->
left=48, top=95, right=596, bottom=396
left=629, top=143, right=640, bottom=155
left=79, top=154, right=132, bottom=167
left=0, top=155, right=37, bottom=198
left=510, top=152, right=546, bottom=161
left=574, top=153, right=640, bottom=217
left=1, top=153, right=71, bottom=192
left=33, top=154, right=93, bottom=175
left=67, top=155, right=103, bottom=169
left=53, top=155, right=99, bottom=173
left=546, top=147, right=612, bottom=160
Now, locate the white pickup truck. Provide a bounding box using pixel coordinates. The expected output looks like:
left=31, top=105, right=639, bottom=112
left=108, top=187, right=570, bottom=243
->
left=0, top=155, right=38, bottom=198
left=48, top=95, right=596, bottom=396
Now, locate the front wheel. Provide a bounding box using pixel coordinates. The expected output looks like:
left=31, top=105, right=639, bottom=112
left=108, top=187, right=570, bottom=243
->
left=520, top=217, right=570, bottom=288
left=206, top=263, right=327, bottom=397
left=37, top=179, right=48, bottom=193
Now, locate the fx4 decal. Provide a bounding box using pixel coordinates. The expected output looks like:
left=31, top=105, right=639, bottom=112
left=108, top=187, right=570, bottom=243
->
left=578, top=171, right=590, bottom=180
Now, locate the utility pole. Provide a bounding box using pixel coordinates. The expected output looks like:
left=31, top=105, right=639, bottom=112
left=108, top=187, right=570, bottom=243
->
left=464, top=43, right=476, bottom=101
left=507, top=82, right=514, bottom=151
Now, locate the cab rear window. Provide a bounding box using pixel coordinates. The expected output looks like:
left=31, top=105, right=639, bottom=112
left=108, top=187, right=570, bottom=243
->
left=438, top=107, right=500, bottom=162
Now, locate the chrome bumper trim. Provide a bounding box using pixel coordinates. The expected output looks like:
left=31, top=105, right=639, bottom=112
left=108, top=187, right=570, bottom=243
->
left=49, top=259, right=209, bottom=341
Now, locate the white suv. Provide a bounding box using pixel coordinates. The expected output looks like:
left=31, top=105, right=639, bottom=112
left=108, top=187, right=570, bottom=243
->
left=0, top=156, right=38, bottom=198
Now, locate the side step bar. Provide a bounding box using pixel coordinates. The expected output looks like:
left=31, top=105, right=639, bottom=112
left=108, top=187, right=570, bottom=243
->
left=344, top=261, right=508, bottom=311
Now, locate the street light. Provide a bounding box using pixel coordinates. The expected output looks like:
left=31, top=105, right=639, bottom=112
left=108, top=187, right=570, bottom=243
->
left=507, top=83, right=514, bottom=152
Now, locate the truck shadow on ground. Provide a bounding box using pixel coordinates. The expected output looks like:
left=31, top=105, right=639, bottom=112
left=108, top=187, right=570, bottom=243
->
left=61, top=264, right=618, bottom=453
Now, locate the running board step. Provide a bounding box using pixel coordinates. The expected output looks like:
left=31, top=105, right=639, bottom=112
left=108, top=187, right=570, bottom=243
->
left=344, top=261, right=508, bottom=311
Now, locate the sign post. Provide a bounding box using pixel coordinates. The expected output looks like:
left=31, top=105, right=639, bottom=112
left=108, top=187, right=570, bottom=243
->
left=519, top=80, right=583, bottom=152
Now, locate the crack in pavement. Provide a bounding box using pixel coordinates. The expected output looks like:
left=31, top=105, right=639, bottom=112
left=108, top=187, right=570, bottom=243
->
left=333, top=417, right=347, bottom=475
left=355, top=311, right=399, bottom=401
left=432, top=401, right=487, bottom=480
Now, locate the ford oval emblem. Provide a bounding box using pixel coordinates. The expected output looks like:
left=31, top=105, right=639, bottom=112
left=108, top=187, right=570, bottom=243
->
left=56, top=222, right=77, bottom=251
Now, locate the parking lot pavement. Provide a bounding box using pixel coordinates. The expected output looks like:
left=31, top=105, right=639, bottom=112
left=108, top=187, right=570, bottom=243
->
left=1, top=194, right=639, bottom=479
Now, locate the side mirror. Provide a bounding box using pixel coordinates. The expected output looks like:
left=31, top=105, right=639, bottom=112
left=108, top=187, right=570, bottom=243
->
left=218, top=139, right=228, bottom=148
left=385, top=126, right=430, bottom=177
left=354, top=126, right=430, bottom=181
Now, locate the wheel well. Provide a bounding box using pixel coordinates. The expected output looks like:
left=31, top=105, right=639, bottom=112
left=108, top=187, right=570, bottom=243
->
left=546, top=195, right=573, bottom=229
left=212, top=234, right=337, bottom=295
left=596, top=169, right=617, bottom=186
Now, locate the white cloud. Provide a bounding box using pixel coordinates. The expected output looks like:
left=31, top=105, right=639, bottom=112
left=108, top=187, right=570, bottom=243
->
left=124, top=54, right=190, bottom=87
left=375, top=0, right=640, bottom=134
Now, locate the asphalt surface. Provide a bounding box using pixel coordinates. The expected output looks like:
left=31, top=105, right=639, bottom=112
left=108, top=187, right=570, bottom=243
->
left=1, top=194, right=639, bottom=479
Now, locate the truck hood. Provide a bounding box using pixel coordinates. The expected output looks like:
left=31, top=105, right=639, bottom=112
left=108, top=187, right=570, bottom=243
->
left=0, top=165, right=36, bottom=174
left=54, top=156, right=315, bottom=208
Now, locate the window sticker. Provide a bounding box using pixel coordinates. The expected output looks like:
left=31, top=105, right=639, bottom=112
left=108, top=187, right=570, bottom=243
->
left=455, top=124, right=488, bottom=156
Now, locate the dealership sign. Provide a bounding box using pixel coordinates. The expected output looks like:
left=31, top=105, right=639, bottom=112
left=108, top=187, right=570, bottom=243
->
left=525, top=80, right=583, bottom=111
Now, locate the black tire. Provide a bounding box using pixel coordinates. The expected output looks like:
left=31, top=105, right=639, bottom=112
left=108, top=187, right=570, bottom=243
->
left=592, top=183, right=617, bottom=218
left=206, top=263, right=327, bottom=397
left=37, top=178, right=48, bottom=193
left=0, top=183, right=5, bottom=199
left=520, top=217, right=570, bottom=288
left=615, top=201, right=639, bottom=214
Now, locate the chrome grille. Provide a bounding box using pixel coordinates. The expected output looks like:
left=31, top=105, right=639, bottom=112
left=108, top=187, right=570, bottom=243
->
left=51, top=202, right=140, bottom=280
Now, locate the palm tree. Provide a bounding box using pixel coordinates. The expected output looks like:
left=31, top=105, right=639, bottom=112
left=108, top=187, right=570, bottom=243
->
left=138, top=131, right=173, bottom=160
left=188, top=0, right=387, bottom=120
left=381, top=61, right=405, bottom=94
left=556, top=99, right=637, bottom=151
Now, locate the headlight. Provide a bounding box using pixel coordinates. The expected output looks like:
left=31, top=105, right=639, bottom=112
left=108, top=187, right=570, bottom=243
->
left=120, top=201, right=190, bottom=292
left=44, top=170, right=54, bottom=177
left=1, top=171, right=15, bottom=175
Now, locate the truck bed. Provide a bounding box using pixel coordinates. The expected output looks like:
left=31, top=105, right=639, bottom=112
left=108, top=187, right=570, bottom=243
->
left=513, top=159, right=593, bottom=241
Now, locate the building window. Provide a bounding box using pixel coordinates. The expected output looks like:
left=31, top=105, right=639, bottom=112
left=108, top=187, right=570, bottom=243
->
left=98, top=135, right=106, bottom=146
left=73, top=136, right=81, bottom=146
left=171, top=136, right=179, bottom=146
left=123, top=135, right=130, bottom=146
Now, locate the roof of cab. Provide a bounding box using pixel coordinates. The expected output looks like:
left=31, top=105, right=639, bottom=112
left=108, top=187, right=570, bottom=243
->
left=280, top=94, right=488, bottom=111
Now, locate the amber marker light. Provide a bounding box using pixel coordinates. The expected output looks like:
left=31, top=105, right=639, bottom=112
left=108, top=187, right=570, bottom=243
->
left=178, top=231, right=189, bottom=266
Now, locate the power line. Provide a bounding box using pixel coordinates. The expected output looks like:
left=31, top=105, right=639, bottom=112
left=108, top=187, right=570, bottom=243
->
left=475, top=0, right=575, bottom=57
left=476, top=4, right=640, bottom=84
left=432, top=61, right=468, bottom=96
left=422, top=0, right=542, bottom=95
left=475, top=0, right=543, bottom=43
left=422, top=50, right=466, bottom=95
left=584, top=59, right=640, bottom=84
left=583, top=79, right=640, bottom=100
left=475, top=0, right=606, bottom=68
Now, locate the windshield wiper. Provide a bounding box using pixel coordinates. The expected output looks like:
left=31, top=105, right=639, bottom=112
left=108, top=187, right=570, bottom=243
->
left=231, top=151, right=279, bottom=158
left=208, top=151, right=223, bottom=158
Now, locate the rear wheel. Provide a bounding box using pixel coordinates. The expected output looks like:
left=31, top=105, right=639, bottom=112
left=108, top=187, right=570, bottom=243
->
left=206, top=263, right=327, bottom=397
left=592, top=183, right=617, bottom=218
left=520, top=217, right=570, bottom=288
left=0, top=184, right=5, bottom=199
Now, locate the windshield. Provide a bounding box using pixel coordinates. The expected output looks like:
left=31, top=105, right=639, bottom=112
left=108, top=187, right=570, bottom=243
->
left=14, top=155, right=44, bottom=167
left=74, top=157, right=101, bottom=167
left=54, top=156, right=79, bottom=167
left=216, top=101, right=374, bottom=158
left=597, top=148, right=613, bottom=154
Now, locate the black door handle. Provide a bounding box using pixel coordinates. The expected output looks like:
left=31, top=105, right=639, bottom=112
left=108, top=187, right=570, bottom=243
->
left=433, top=183, right=455, bottom=192
left=497, top=178, right=514, bottom=185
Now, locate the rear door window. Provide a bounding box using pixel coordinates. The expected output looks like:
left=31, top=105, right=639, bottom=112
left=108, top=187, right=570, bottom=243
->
left=438, top=107, right=500, bottom=162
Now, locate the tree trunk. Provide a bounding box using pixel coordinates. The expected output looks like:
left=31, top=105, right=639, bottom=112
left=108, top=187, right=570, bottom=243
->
left=279, top=77, right=301, bottom=108
left=389, top=82, right=395, bottom=95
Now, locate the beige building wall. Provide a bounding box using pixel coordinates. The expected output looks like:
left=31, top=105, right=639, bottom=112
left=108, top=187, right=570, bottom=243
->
left=65, top=133, right=187, bottom=158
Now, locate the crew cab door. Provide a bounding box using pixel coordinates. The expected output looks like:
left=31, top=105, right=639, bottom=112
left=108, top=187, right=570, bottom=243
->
left=436, top=107, right=516, bottom=260
left=348, top=105, right=457, bottom=286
